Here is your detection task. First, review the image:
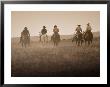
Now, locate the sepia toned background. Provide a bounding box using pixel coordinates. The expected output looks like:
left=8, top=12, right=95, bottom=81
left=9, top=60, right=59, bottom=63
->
left=11, top=11, right=100, bottom=37
left=11, top=11, right=100, bottom=77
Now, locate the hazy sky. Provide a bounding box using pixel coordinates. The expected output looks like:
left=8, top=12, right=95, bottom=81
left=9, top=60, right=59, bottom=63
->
left=11, top=11, right=100, bottom=37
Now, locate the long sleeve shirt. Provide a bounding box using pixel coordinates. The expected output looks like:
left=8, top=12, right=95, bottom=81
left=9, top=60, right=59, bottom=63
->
left=53, top=28, right=59, bottom=33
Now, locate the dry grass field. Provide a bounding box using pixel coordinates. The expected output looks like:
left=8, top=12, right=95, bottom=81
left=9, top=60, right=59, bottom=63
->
left=11, top=33, right=100, bottom=77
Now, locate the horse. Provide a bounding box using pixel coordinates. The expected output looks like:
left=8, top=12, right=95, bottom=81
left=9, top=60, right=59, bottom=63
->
left=41, top=34, right=48, bottom=46
left=20, top=35, right=30, bottom=48
left=72, top=32, right=83, bottom=46
left=51, top=33, right=60, bottom=47
left=83, top=31, right=93, bottom=46
left=72, top=34, right=78, bottom=45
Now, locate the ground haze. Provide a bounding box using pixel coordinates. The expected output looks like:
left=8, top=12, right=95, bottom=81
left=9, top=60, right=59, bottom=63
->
left=11, top=33, right=100, bottom=77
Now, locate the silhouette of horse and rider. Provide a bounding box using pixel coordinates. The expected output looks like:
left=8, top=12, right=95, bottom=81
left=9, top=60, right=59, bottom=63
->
left=20, top=27, right=30, bottom=48
left=39, top=25, right=60, bottom=47
left=72, top=23, right=93, bottom=46
left=20, top=23, right=93, bottom=48
left=40, top=26, right=48, bottom=46
left=20, top=25, right=61, bottom=48
left=51, top=25, right=60, bottom=47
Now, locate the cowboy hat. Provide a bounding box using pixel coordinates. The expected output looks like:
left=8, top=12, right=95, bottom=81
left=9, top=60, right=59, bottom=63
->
left=87, top=23, right=90, bottom=25
left=77, top=25, right=81, bottom=26
left=24, top=27, right=27, bottom=29
left=43, top=26, right=46, bottom=28
left=54, top=25, right=57, bottom=27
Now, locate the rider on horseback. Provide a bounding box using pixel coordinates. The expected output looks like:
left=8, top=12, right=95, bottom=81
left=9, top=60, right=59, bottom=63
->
left=53, top=25, right=60, bottom=41
left=84, top=23, right=93, bottom=45
left=40, top=26, right=48, bottom=42
left=20, top=31, right=23, bottom=43
left=41, top=26, right=47, bottom=35
left=22, top=27, right=30, bottom=37
left=75, top=25, right=82, bottom=37
left=53, top=25, right=59, bottom=34
left=85, top=23, right=92, bottom=34
left=20, top=27, right=30, bottom=46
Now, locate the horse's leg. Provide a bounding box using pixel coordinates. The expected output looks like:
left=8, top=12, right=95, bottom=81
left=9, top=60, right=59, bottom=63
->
left=79, top=40, right=81, bottom=46
left=45, top=37, right=48, bottom=45
left=42, top=37, right=44, bottom=46
left=76, top=40, right=77, bottom=45
left=46, top=36, right=48, bottom=43
left=54, top=42, right=55, bottom=47
left=40, top=36, right=41, bottom=42
left=91, top=40, right=92, bottom=44
left=44, top=37, right=46, bottom=43
left=56, top=42, right=58, bottom=47
left=22, top=42, right=23, bottom=48
left=72, top=41, right=74, bottom=46
left=42, top=38, right=44, bottom=47
left=22, top=40, right=24, bottom=48
left=81, top=40, right=83, bottom=46
left=44, top=37, right=46, bottom=46
left=24, top=42, right=26, bottom=48
left=54, top=41, right=56, bottom=47
left=72, top=39, right=73, bottom=43
left=81, top=41, right=82, bottom=46
left=78, top=41, right=80, bottom=46
left=79, top=41, right=81, bottom=46
left=28, top=39, right=30, bottom=46
left=78, top=40, right=79, bottom=46
left=85, top=40, right=86, bottom=46
left=55, top=42, right=56, bottom=47
left=44, top=37, right=45, bottom=46
left=82, top=40, right=84, bottom=46
left=53, top=41, right=55, bottom=47
left=55, top=41, right=57, bottom=47
left=88, top=41, right=90, bottom=46
left=23, top=42, right=25, bottom=47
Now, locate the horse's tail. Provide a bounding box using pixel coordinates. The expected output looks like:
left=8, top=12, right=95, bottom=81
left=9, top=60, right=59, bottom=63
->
left=58, top=35, right=61, bottom=42
left=77, top=33, right=83, bottom=40
left=91, top=32, right=93, bottom=39
left=19, top=37, right=22, bottom=43
left=72, top=35, right=75, bottom=42
left=84, top=32, right=93, bottom=40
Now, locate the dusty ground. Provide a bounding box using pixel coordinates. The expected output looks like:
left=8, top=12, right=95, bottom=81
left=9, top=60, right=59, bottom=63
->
left=11, top=36, right=100, bottom=77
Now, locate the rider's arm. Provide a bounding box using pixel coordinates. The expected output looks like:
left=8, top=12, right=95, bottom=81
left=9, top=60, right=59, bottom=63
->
left=76, top=27, right=78, bottom=31
left=90, top=26, right=92, bottom=30
left=46, top=29, right=47, bottom=33
left=81, top=28, right=82, bottom=32
left=57, top=29, right=59, bottom=32
left=27, top=30, right=30, bottom=36
left=86, top=27, right=88, bottom=31
left=28, top=33, right=30, bottom=37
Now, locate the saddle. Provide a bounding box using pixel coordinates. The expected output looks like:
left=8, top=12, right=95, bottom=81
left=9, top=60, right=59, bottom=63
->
left=76, top=32, right=82, bottom=37
left=84, top=31, right=93, bottom=39
left=53, top=33, right=60, bottom=41
left=85, top=31, right=92, bottom=36
left=41, top=29, right=47, bottom=35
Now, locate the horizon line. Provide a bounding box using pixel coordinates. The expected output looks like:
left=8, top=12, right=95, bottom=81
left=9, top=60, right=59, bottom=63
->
left=11, top=31, right=100, bottom=38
